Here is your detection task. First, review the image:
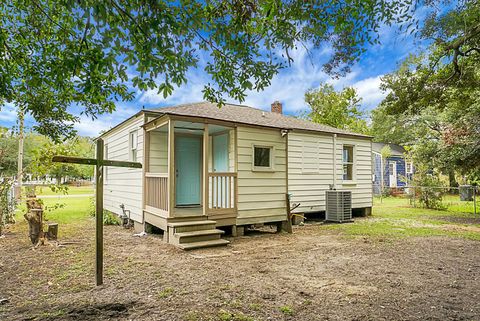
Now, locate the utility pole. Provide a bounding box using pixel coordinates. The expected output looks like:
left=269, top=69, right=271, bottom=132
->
left=15, top=108, right=24, bottom=200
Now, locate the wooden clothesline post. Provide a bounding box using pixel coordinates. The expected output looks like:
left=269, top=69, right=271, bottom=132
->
left=52, top=138, right=142, bottom=286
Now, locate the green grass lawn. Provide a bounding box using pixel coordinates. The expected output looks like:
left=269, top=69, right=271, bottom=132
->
left=320, top=196, right=480, bottom=241
left=15, top=195, right=92, bottom=238
left=13, top=192, right=479, bottom=242
left=34, top=185, right=94, bottom=196
left=40, top=197, right=92, bottom=225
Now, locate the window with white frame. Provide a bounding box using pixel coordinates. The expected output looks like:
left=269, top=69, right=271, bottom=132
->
left=129, top=130, right=138, bottom=162
left=253, top=145, right=273, bottom=170
left=406, top=161, right=413, bottom=174
left=342, top=145, right=354, bottom=181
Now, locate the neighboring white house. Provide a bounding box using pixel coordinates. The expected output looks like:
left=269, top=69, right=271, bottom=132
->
left=98, top=102, right=373, bottom=249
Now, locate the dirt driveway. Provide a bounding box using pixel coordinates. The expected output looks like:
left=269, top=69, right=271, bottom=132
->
left=1, top=220, right=479, bottom=321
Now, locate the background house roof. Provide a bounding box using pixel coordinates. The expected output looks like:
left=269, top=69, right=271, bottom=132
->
left=372, top=142, right=406, bottom=156
left=147, top=102, right=371, bottom=138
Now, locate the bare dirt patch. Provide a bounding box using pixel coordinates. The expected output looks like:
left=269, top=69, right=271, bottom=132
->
left=1, top=220, right=480, bottom=321
left=437, top=216, right=480, bottom=225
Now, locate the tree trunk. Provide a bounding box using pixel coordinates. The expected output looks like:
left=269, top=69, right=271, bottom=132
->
left=24, top=198, right=44, bottom=245
left=0, top=206, right=3, bottom=236
left=448, top=171, right=458, bottom=193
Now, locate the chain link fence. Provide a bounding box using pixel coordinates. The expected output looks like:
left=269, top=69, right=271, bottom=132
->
left=374, top=185, right=478, bottom=217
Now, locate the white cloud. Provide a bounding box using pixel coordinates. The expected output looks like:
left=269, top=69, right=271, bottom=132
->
left=241, top=45, right=330, bottom=114
left=351, top=75, right=387, bottom=110
left=74, top=116, right=112, bottom=137
left=73, top=104, right=140, bottom=137
left=0, top=103, right=17, bottom=122
left=139, top=80, right=205, bottom=106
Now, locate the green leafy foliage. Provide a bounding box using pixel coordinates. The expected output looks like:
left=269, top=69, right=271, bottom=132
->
left=410, top=165, right=446, bottom=210
left=0, top=0, right=416, bottom=140
left=88, top=197, right=120, bottom=226
left=0, top=177, right=16, bottom=234
left=29, top=135, right=95, bottom=182
left=372, top=2, right=480, bottom=183
left=1, top=127, right=94, bottom=182
left=103, top=211, right=120, bottom=226
left=279, top=305, right=294, bottom=315
left=304, top=83, right=370, bottom=134
left=0, top=127, right=17, bottom=176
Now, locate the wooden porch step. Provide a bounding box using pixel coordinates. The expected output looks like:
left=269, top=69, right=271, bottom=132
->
left=173, top=228, right=225, bottom=244
left=175, top=229, right=225, bottom=238
left=177, top=238, right=230, bottom=250
left=168, top=220, right=217, bottom=233
left=167, top=220, right=216, bottom=228
left=167, top=219, right=229, bottom=249
left=168, top=215, right=207, bottom=223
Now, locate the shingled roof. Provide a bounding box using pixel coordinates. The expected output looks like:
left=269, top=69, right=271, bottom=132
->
left=372, top=142, right=406, bottom=156
left=147, top=102, right=370, bottom=138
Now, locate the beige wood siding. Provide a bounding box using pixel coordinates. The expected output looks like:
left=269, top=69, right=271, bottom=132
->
left=236, top=126, right=287, bottom=224
left=336, top=136, right=373, bottom=209
left=103, top=115, right=145, bottom=222
left=288, top=131, right=372, bottom=213
left=149, top=131, right=168, bottom=173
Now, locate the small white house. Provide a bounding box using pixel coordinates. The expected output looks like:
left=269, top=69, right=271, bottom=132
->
left=99, top=102, right=373, bottom=249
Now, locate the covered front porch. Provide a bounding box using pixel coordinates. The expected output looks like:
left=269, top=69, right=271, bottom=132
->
left=142, top=116, right=238, bottom=230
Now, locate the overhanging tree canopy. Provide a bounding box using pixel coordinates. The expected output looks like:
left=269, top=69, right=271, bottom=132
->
left=0, top=0, right=416, bottom=140
left=372, top=0, right=480, bottom=180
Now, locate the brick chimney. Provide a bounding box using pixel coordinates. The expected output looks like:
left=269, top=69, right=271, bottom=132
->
left=271, top=101, right=282, bottom=114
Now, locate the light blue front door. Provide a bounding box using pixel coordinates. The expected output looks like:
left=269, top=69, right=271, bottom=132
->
left=213, top=133, right=229, bottom=172
left=175, top=136, right=202, bottom=206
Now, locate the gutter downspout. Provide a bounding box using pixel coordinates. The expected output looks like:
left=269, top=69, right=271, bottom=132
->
left=333, top=134, right=337, bottom=189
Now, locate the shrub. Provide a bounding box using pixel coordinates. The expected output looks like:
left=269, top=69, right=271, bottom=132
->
left=411, top=169, right=446, bottom=210
left=0, top=178, right=16, bottom=234
left=88, top=197, right=120, bottom=225
left=103, top=210, right=120, bottom=225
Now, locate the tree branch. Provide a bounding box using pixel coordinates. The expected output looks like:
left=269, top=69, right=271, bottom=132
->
left=31, top=0, right=76, bottom=38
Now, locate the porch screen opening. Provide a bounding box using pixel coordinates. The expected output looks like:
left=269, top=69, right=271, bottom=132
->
left=254, top=146, right=271, bottom=168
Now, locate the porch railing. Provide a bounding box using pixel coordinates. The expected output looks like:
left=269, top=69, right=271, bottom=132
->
left=145, top=172, right=168, bottom=211
left=208, top=172, right=237, bottom=213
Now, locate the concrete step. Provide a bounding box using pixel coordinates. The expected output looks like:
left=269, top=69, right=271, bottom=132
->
left=174, top=229, right=225, bottom=244
left=177, top=238, right=230, bottom=250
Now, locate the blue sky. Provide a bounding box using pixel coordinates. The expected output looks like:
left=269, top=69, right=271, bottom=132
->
left=0, top=18, right=428, bottom=137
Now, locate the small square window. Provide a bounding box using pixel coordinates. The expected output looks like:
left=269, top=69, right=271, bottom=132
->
left=253, top=146, right=272, bottom=169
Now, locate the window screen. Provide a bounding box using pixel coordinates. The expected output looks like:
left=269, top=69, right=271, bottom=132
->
left=254, top=146, right=271, bottom=168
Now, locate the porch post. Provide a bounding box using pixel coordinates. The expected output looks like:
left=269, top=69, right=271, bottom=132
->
left=141, top=127, right=150, bottom=222
left=168, top=119, right=175, bottom=216
left=203, top=124, right=209, bottom=216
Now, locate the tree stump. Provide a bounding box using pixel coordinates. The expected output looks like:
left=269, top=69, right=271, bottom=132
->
left=24, top=208, right=44, bottom=245
left=47, top=223, right=58, bottom=240
left=24, top=198, right=44, bottom=245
